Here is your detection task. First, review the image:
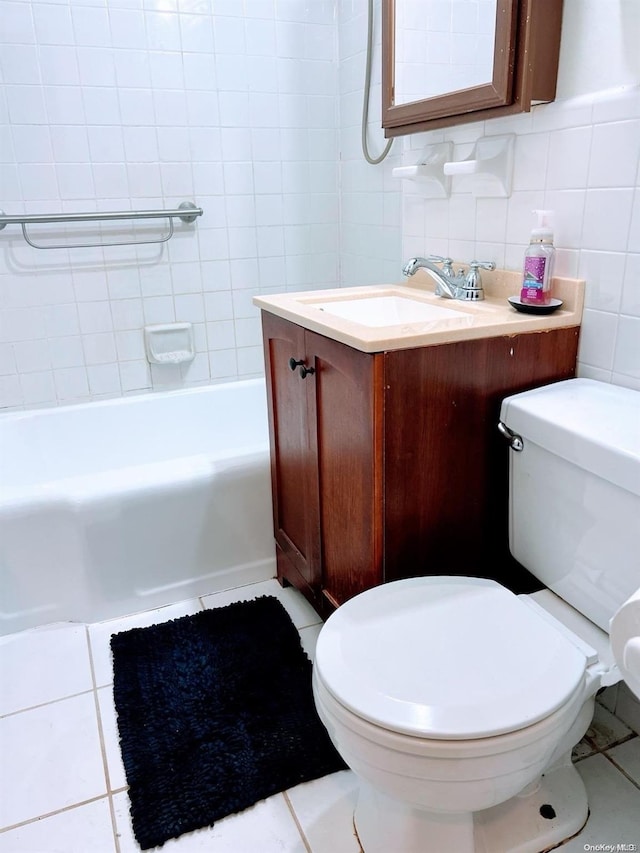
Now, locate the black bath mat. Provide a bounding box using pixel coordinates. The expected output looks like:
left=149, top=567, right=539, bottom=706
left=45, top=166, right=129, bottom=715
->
left=111, top=596, right=345, bottom=850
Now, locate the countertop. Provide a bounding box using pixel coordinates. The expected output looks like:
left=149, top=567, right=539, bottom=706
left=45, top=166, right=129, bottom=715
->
left=253, top=268, right=585, bottom=354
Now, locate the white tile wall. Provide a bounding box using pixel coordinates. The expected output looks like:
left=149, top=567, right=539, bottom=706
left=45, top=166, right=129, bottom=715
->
left=337, top=0, right=403, bottom=288
left=399, top=83, right=640, bottom=389
left=0, top=0, right=339, bottom=408
left=1, top=0, right=639, bottom=409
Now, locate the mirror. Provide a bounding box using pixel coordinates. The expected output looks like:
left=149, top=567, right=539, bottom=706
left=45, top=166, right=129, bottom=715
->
left=393, top=0, right=499, bottom=106
left=382, top=0, right=564, bottom=136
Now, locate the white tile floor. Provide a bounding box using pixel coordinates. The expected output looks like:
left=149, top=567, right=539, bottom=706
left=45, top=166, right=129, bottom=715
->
left=0, top=578, right=638, bottom=853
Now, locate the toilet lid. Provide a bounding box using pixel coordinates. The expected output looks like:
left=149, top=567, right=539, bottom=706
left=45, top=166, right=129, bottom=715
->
left=315, top=577, right=588, bottom=739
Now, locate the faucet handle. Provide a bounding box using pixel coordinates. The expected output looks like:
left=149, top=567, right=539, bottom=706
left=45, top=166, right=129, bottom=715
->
left=462, top=260, right=495, bottom=301
left=465, top=260, right=495, bottom=286
left=468, top=260, right=496, bottom=271
left=427, top=255, right=455, bottom=275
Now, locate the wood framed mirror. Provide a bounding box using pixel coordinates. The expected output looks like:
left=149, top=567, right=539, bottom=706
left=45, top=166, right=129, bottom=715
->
left=382, top=0, right=564, bottom=136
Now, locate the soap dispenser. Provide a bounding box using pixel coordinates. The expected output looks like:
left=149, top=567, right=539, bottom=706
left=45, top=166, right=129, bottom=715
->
left=521, top=210, right=555, bottom=305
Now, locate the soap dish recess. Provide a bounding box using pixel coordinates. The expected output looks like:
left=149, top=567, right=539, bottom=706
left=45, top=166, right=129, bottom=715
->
left=145, top=322, right=195, bottom=364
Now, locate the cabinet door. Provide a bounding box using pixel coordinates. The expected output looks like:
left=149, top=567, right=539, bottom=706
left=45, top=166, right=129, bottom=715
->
left=261, top=313, right=321, bottom=598
left=306, top=331, right=384, bottom=609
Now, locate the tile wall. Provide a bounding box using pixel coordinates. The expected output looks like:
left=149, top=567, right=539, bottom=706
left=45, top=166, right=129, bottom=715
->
left=392, top=0, right=640, bottom=390
left=335, top=1, right=640, bottom=391
left=336, top=0, right=402, bottom=287
left=339, top=0, right=639, bottom=389
left=1, top=0, right=639, bottom=407
left=0, top=0, right=339, bottom=408
left=398, top=86, right=640, bottom=389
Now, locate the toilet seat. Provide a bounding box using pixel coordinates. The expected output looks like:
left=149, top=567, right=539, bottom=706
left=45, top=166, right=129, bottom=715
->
left=315, top=577, right=589, bottom=740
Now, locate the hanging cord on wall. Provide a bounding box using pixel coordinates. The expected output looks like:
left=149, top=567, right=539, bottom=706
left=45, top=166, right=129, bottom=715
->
left=362, top=0, right=394, bottom=165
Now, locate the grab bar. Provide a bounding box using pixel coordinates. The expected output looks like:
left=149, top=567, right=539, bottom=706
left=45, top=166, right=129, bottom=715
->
left=0, top=201, right=203, bottom=250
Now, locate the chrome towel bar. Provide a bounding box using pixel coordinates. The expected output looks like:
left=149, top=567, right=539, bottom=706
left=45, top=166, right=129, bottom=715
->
left=0, top=201, right=203, bottom=250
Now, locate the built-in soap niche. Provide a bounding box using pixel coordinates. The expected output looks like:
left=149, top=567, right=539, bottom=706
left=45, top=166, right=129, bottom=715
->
left=144, top=323, right=195, bottom=365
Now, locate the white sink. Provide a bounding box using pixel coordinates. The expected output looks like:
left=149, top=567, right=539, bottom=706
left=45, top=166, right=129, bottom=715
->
left=308, top=295, right=471, bottom=328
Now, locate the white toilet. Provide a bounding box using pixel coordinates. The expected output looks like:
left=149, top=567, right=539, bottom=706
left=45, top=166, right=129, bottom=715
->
left=312, top=378, right=640, bottom=853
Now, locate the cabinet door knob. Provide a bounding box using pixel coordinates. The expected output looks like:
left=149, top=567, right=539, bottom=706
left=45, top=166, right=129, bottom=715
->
left=289, top=357, right=315, bottom=378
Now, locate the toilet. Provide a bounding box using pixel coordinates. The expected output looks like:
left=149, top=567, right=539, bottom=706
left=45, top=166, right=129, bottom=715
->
left=312, top=378, right=640, bottom=853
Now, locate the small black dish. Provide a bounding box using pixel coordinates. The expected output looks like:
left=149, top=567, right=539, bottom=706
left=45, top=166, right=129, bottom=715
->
left=508, top=296, right=564, bottom=315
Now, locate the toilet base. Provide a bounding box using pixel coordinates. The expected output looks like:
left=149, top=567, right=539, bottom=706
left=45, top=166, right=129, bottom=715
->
left=355, top=781, right=475, bottom=853
left=475, top=756, right=589, bottom=853
left=354, top=755, right=589, bottom=853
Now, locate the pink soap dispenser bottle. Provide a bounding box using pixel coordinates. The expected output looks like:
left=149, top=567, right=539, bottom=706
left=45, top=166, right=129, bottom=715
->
left=521, top=210, right=555, bottom=305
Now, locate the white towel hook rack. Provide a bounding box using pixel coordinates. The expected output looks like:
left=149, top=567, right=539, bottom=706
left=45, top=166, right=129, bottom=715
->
left=0, top=200, right=203, bottom=250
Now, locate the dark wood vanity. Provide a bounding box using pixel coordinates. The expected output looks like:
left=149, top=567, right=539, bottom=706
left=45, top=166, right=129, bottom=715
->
left=260, top=310, right=579, bottom=619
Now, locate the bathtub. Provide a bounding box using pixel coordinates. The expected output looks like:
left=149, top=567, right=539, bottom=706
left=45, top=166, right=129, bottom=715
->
left=0, top=379, right=276, bottom=635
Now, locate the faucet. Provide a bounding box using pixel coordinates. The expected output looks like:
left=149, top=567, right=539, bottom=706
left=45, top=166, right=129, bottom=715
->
left=402, top=255, right=495, bottom=301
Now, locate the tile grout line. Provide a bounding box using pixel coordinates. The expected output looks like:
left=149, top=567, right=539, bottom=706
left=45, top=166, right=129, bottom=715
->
left=0, top=794, right=113, bottom=837
left=0, top=627, right=115, bottom=839
left=573, top=731, right=640, bottom=789
left=282, top=790, right=313, bottom=853
left=86, top=624, right=122, bottom=853
left=602, top=734, right=640, bottom=792
left=0, top=686, right=95, bottom=720
left=574, top=731, right=637, bottom=759
left=280, top=609, right=324, bottom=853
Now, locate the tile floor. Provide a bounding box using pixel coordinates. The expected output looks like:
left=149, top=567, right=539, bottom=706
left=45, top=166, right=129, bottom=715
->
left=0, top=578, right=639, bottom=853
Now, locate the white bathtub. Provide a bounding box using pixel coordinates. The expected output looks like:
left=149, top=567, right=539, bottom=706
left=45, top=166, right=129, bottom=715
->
left=0, top=379, right=276, bottom=635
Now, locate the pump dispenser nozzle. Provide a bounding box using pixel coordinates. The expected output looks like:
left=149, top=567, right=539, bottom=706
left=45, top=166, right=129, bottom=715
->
left=531, top=210, right=554, bottom=242
left=521, top=210, right=556, bottom=305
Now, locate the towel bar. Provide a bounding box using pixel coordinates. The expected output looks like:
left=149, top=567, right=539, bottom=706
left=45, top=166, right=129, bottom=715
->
left=0, top=201, right=203, bottom=250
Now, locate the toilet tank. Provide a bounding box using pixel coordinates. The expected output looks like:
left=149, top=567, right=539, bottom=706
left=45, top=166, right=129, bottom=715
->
left=499, top=379, right=640, bottom=634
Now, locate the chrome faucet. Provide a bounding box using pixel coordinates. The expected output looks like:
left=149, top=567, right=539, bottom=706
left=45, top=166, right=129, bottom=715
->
left=402, top=255, right=495, bottom=301
left=402, top=255, right=466, bottom=299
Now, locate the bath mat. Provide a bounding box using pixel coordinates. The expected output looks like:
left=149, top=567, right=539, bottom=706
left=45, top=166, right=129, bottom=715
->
left=110, top=596, right=345, bottom=850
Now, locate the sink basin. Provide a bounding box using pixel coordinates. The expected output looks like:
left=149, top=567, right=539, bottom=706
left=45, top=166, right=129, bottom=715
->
left=308, top=295, right=471, bottom=328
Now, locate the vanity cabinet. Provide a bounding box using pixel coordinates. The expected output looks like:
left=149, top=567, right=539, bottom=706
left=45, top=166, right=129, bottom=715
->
left=261, top=310, right=579, bottom=618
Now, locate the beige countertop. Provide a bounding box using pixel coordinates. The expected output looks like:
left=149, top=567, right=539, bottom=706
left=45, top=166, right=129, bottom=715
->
left=253, top=268, right=585, bottom=354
